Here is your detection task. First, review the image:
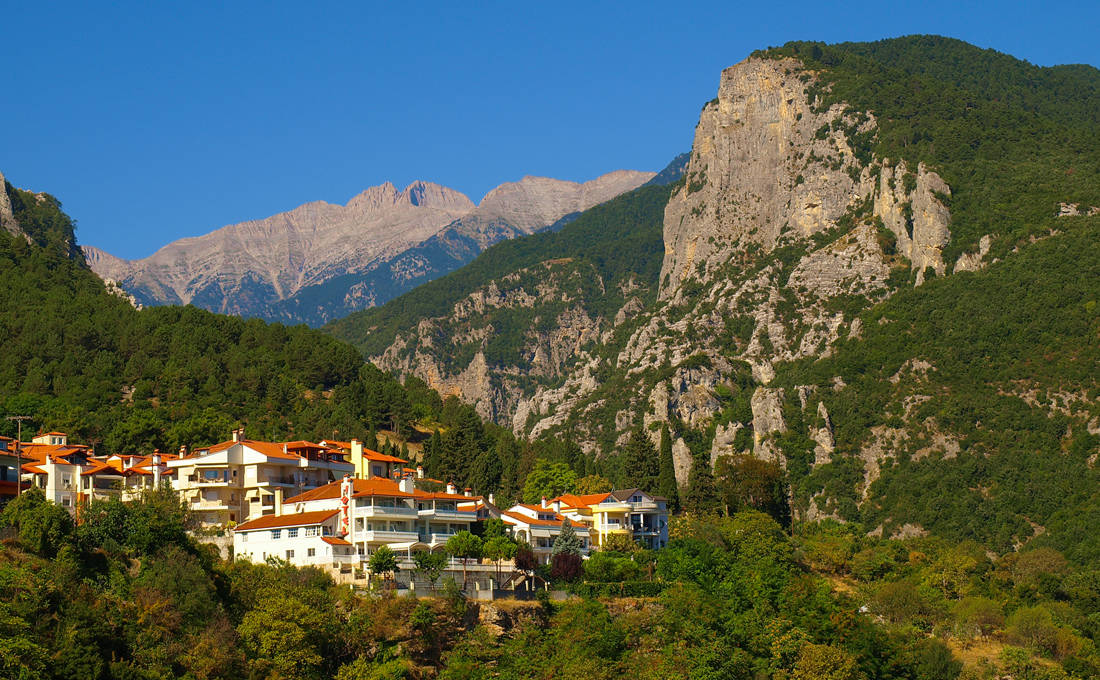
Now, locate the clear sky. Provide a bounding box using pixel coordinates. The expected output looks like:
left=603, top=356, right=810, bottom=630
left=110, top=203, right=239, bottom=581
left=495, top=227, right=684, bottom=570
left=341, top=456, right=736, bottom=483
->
left=3, top=0, right=1098, bottom=259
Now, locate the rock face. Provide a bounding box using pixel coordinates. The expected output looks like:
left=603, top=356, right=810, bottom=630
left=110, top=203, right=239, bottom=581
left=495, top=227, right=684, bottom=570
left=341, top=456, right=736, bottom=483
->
left=0, top=171, right=15, bottom=235
left=661, top=58, right=874, bottom=296
left=873, top=161, right=952, bottom=283
left=505, top=56, right=952, bottom=474
left=363, top=55, right=971, bottom=511
left=83, top=171, right=653, bottom=326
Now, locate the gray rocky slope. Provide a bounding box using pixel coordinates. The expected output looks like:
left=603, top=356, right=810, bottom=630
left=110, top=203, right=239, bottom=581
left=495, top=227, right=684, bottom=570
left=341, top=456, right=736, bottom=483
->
left=83, top=171, right=653, bottom=326
left=366, top=55, right=981, bottom=500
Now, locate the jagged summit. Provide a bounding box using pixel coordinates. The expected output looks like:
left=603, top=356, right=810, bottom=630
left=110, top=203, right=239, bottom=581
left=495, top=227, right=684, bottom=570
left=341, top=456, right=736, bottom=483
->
left=83, top=169, right=653, bottom=324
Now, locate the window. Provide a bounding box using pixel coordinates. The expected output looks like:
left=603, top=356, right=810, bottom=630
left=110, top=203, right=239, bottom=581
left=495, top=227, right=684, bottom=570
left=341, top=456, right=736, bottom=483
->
left=241, top=533, right=248, bottom=542
left=285, top=550, right=294, bottom=559
left=372, top=464, right=384, bottom=477
left=305, top=526, right=320, bottom=537
left=271, top=529, right=281, bottom=539
left=307, top=548, right=316, bottom=557
left=287, top=528, right=298, bottom=538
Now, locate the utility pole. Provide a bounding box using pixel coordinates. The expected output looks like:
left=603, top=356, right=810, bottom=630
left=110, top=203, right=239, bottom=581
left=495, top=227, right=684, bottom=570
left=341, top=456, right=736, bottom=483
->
left=5, top=416, right=32, bottom=497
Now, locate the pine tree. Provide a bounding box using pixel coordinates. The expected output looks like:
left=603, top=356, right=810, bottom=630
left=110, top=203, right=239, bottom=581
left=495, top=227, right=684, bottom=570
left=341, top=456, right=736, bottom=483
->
left=657, top=423, right=680, bottom=511
left=551, top=520, right=583, bottom=557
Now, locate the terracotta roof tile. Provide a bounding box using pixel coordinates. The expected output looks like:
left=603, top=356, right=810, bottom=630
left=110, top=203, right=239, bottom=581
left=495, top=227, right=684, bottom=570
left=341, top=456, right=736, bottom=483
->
left=234, top=509, right=339, bottom=531
left=321, top=536, right=352, bottom=546
left=501, top=509, right=586, bottom=529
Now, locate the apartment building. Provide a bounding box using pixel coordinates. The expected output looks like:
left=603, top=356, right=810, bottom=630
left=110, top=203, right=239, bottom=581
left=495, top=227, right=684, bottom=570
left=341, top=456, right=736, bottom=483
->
left=168, top=429, right=353, bottom=526
left=551, top=488, right=669, bottom=550
left=318, top=439, right=408, bottom=480
left=17, top=432, right=176, bottom=514
left=233, top=474, right=497, bottom=584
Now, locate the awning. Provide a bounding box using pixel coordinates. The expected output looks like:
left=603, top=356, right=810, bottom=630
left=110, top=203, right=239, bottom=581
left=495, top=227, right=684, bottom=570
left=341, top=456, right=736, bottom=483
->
left=387, top=541, right=427, bottom=551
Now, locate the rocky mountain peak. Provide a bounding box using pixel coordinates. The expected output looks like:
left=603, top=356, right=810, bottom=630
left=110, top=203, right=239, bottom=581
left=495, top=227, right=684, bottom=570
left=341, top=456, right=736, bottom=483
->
left=345, top=181, right=474, bottom=214
left=477, top=170, right=656, bottom=233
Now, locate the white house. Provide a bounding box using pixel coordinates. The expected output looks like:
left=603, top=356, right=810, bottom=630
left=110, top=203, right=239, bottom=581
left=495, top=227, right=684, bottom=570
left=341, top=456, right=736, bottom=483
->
left=168, top=429, right=353, bottom=526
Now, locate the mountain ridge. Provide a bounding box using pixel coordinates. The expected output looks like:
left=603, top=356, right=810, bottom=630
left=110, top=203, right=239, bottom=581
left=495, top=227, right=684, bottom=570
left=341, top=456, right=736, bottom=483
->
left=84, top=170, right=653, bottom=325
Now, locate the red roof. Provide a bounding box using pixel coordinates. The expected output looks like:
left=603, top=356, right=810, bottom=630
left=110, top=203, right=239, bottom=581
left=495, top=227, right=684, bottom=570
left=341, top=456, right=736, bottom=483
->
left=285, top=477, right=479, bottom=504
left=501, top=509, right=586, bottom=529
left=551, top=492, right=612, bottom=509
left=321, top=536, right=352, bottom=546
left=234, top=509, right=338, bottom=531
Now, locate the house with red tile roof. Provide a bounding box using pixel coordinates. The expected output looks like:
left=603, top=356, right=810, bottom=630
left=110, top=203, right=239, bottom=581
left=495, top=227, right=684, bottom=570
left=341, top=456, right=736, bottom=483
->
left=167, top=428, right=353, bottom=526
left=550, top=488, right=670, bottom=550
left=232, top=509, right=357, bottom=568
left=15, top=433, right=178, bottom=515
left=318, top=439, right=408, bottom=480
left=500, top=502, right=591, bottom=564
left=232, top=473, right=500, bottom=586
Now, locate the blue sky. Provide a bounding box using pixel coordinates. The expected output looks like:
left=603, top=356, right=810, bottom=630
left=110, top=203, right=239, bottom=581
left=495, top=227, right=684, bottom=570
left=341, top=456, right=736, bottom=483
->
left=3, top=1, right=1098, bottom=259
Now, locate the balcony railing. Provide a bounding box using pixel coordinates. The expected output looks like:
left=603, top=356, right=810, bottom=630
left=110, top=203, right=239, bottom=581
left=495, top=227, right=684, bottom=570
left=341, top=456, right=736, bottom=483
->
left=357, top=530, right=420, bottom=543
left=356, top=505, right=418, bottom=518
left=418, top=508, right=477, bottom=521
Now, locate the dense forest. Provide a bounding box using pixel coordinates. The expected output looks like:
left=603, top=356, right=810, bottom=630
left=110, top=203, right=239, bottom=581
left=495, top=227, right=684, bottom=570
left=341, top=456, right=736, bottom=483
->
left=4, top=490, right=1099, bottom=679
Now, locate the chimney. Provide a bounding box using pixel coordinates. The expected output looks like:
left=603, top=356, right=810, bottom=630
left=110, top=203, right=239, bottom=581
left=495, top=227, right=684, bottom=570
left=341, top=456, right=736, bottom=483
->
left=274, top=488, right=283, bottom=516
left=399, top=476, right=415, bottom=494
left=282, top=443, right=288, bottom=454
left=553, top=499, right=562, bottom=514
left=232, top=428, right=240, bottom=443
left=446, top=482, right=456, bottom=495
left=179, top=445, right=187, bottom=457
left=541, top=497, right=548, bottom=509
left=488, top=493, right=495, bottom=505
left=464, top=487, right=472, bottom=497
left=416, top=465, right=424, bottom=479
left=351, top=439, right=364, bottom=478
left=152, top=451, right=162, bottom=487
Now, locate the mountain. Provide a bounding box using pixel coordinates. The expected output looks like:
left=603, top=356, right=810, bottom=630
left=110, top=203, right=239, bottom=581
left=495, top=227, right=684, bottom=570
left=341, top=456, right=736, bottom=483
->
left=84, top=171, right=654, bottom=326
left=329, top=36, right=1100, bottom=557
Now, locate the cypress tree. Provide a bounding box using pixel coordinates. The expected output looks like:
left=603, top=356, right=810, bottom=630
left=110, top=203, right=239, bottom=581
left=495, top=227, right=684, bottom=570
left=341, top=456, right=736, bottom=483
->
left=657, top=423, right=680, bottom=511
left=621, top=427, right=659, bottom=491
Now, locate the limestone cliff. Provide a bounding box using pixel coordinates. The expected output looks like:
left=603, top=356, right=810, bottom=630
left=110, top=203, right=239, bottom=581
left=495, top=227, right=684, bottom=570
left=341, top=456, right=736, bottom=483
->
left=0, top=170, right=17, bottom=235
left=511, top=55, right=953, bottom=482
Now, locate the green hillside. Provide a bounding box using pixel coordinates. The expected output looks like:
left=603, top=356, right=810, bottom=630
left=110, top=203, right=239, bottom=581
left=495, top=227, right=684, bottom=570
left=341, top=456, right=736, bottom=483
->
left=324, top=180, right=676, bottom=360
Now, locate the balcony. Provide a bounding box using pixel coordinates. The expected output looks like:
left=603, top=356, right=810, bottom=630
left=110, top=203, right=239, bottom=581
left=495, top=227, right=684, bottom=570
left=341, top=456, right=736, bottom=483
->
left=356, top=505, right=418, bottom=519
left=356, top=530, right=420, bottom=543
left=418, top=508, right=476, bottom=521
left=419, top=532, right=458, bottom=547
left=595, top=501, right=632, bottom=512
left=186, top=475, right=232, bottom=487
